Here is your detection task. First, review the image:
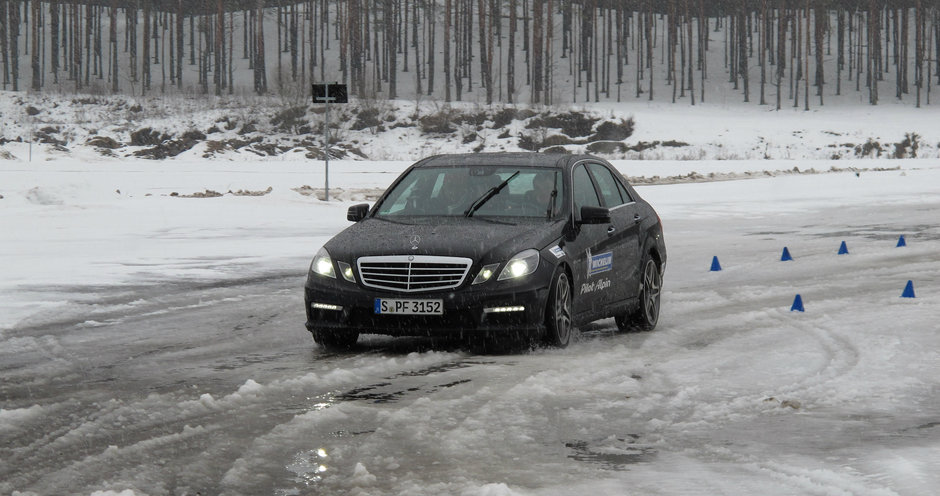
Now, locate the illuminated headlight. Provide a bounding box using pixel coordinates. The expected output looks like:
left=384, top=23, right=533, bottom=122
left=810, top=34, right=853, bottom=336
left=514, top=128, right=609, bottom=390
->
left=337, top=261, right=355, bottom=282
left=472, top=263, right=501, bottom=285
left=311, top=302, right=343, bottom=311
left=497, top=249, right=540, bottom=281
left=483, top=306, right=526, bottom=313
left=310, top=247, right=336, bottom=278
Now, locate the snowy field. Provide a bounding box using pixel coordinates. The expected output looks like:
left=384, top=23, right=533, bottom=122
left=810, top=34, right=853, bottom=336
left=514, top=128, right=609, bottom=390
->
left=2, top=155, right=940, bottom=495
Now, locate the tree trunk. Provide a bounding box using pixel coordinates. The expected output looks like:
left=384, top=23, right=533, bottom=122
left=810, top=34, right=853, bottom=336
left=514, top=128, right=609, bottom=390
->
left=9, top=0, right=20, bottom=91
left=386, top=0, right=398, bottom=99
left=837, top=8, right=843, bottom=95
left=508, top=0, right=515, bottom=102
left=426, top=0, right=435, bottom=96
left=546, top=0, right=554, bottom=104
left=915, top=1, right=923, bottom=107
left=0, top=0, right=8, bottom=90
left=72, top=3, right=80, bottom=90
left=532, top=0, right=543, bottom=103
left=777, top=0, right=787, bottom=110
left=142, top=0, right=150, bottom=93
left=803, top=1, right=809, bottom=110
left=759, top=0, right=766, bottom=105
left=815, top=4, right=824, bottom=105
left=255, top=0, right=266, bottom=94
left=31, top=0, right=40, bottom=90
left=215, top=0, right=224, bottom=95
left=478, top=0, right=491, bottom=104
left=110, top=0, right=118, bottom=92
left=176, top=1, right=183, bottom=87
left=647, top=2, right=653, bottom=101
left=444, top=0, right=453, bottom=101
left=739, top=2, right=749, bottom=102
left=687, top=0, right=695, bottom=105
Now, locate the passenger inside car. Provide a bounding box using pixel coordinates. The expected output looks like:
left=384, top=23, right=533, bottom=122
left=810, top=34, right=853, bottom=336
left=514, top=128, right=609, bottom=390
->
left=526, top=172, right=558, bottom=217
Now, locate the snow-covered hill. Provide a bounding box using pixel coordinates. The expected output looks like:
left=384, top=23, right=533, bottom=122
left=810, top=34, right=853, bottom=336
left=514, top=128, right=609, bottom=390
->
left=2, top=91, right=938, bottom=164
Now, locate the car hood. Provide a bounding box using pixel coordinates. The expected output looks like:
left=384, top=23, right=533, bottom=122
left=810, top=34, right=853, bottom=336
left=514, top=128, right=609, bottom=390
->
left=323, top=217, right=564, bottom=263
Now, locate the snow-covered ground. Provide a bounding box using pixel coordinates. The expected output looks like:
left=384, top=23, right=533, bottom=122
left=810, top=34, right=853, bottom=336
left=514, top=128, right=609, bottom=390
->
left=2, top=151, right=939, bottom=495
left=3, top=90, right=939, bottom=163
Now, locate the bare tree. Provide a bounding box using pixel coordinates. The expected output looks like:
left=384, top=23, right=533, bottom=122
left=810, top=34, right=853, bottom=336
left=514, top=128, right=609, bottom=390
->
left=426, top=0, right=436, bottom=96
left=739, top=0, right=749, bottom=102
left=176, top=0, right=183, bottom=88
left=478, top=0, right=492, bottom=104
left=216, top=0, right=225, bottom=95
left=110, top=0, right=118, bottom=92
left=31, top=0, right=40, bottom=90
left=777, top=0, right=788, bottom=110
left=508, top=0, right=515, bottom=102
left=142, top=0, right=150, bottom=93
left=0, top=0, right=8, bottom=89
left=385, top=0, right=398, bottom=99
left=8, top=0, right=21, bottom=91
left=255, top=0, right=267, bottom=94
left=814, top=3, right=824, bottom=105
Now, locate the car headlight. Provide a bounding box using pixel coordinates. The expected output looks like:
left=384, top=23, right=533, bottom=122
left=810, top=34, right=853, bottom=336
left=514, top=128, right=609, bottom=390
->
left=497, top=249, right=540, bottom=281
left=472, top=263, right=501, bottom=285
left=337, top=261, right=356, bottom=283
left=310, top=247, right=336, bottom=278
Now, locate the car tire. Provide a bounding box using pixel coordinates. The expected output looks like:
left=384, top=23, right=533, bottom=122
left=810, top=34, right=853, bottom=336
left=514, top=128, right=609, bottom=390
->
left=616, top=257, right=661, bottom=332
left=311, top=328, right=359, bottom=350
left=544, top=269, right=573, bottom=348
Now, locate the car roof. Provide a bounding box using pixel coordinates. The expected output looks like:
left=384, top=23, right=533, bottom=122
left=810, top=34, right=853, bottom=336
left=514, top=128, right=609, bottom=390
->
left=413, top=153, right=604, bottom=170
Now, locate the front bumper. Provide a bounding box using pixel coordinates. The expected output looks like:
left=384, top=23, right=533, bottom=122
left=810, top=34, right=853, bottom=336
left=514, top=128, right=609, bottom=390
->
left=304, top=274, right=550, bottom=338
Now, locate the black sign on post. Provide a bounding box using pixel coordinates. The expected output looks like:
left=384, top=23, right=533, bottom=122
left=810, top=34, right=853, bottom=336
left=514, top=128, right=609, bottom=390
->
left=311, top=83, right=348, bottom=201
left=312, top=83, right=348, bottom=103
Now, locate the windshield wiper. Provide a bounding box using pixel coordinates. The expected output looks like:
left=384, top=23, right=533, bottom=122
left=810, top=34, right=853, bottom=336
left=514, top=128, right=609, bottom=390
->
left=464, top=171, right=520, bottom=218
left=545, top=170, right=558, bottom=220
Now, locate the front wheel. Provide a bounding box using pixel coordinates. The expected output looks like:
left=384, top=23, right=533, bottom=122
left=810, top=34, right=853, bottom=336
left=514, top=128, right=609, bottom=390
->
left=616, top=258, right=662, bottom=332
left=311, top=328, right=359, bottom=350
left=544, top=269, right=573, bottom=347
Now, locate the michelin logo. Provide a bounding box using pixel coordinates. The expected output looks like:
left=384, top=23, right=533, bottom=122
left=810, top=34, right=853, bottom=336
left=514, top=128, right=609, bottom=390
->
left=588, top=251, right=613, bottom=276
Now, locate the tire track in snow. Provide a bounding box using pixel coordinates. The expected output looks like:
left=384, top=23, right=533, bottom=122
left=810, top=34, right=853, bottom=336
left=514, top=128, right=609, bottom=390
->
left=695, top=444, right=901, bottom=496
left=2, top=351, right=467, bottom=495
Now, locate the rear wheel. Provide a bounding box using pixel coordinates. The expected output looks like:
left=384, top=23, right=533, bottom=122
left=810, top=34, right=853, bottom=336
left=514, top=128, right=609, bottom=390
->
left=311, top=328, right=359, bottom=350
left=616, top=257, right=661, bottom=332
left=544, top=270, right=572, bottom=347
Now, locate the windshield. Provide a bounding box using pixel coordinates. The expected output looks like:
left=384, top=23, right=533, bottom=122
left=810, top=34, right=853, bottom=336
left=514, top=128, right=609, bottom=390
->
left=375, top=166, right=563, bottom=219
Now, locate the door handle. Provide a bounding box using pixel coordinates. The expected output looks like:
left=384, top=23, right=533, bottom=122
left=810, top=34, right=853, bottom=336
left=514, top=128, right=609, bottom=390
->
left=607, top=226, right=616, bottom=235
left=634, top=214, right=642, bottom=224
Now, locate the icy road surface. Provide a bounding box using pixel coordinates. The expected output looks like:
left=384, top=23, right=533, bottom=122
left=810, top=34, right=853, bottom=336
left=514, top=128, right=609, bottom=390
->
left=2, top=161, right=939, bottom=495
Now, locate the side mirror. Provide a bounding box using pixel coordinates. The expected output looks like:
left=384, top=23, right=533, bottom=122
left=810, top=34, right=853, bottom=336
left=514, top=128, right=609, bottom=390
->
left=347, top=203, right=370, bottom=222
left=578, top=205, right=611, bottom=225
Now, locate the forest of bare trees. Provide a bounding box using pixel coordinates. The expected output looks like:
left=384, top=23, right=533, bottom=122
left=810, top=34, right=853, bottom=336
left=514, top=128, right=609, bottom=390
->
left=2, top=1, right=939, bottom=107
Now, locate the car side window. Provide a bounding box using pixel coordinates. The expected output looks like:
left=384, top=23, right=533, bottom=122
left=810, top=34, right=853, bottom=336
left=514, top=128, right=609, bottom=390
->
left=616, top=178, right=634, bottom=203
left=587, top=163, right=627, bottom=207
left=572, top=165, right=601, bottom=211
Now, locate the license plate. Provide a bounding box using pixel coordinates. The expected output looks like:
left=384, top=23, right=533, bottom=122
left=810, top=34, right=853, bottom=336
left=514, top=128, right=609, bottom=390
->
left=374, top=298, right=443, bottom=315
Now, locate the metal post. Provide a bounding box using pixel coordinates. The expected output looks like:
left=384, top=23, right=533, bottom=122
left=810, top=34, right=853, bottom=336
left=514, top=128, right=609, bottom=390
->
left=313, top=82, right=345, bottom=201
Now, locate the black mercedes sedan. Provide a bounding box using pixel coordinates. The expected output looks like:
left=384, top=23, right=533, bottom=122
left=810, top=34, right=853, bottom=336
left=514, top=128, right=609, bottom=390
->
left=304, top=153, right=666, bottom=350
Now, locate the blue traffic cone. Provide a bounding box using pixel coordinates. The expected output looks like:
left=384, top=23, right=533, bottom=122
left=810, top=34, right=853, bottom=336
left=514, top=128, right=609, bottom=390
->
left=781, top=247, right=793, bottom=261
left=901, top=280, right=916, bottom=298
left=838, top=241, right=849, bottom=255
left=790, top=294, right=804, bottom=312
left=897, top=235, right=907, bottom=247
left=710, top=256, right=722, bottom=272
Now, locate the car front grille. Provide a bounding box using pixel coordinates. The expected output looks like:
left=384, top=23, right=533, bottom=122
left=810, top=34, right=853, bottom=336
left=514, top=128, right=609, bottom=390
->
left=357, top=255, right=472, bottom=292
